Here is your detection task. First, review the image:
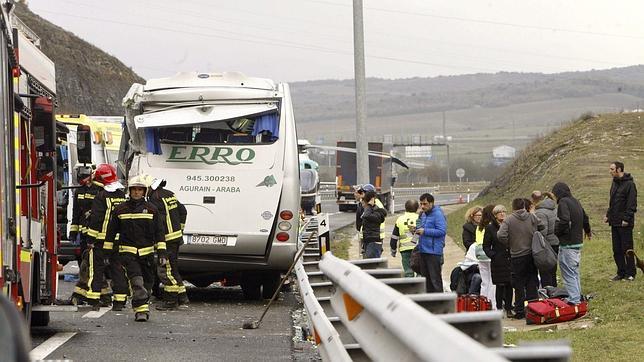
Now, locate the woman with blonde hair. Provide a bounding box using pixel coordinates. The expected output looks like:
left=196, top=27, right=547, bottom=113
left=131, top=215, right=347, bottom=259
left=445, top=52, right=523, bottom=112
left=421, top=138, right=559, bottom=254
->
left=462, top=206, right=483, bottom=251
left=477, top=204, right=496, bottom=309
left=483, top=204, right=513, bottom=317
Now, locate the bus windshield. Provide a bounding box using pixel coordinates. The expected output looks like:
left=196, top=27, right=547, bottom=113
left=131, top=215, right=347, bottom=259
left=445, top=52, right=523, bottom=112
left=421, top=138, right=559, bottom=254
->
left=157, top=111, right=279, bottom=145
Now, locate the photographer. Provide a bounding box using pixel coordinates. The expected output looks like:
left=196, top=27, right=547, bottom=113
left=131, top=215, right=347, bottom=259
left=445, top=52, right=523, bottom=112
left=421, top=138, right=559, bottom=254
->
left=361, top=191, right=387, bottom=258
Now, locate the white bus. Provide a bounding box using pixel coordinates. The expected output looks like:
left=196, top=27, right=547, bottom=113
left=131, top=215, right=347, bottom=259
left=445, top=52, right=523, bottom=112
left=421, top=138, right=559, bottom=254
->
left=121, top=72, right=300, bottom=299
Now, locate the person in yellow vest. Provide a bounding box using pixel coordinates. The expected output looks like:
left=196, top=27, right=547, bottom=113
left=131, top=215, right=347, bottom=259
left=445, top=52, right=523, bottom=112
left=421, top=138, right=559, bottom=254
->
left=389, top=200, right=420, bottom=277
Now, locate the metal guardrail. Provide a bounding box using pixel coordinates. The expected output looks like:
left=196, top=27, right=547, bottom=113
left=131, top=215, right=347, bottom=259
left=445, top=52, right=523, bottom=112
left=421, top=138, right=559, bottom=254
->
left=319, top=186, right=482, bottom=202
left=294, top=214, right=573, bottom=361
left=295, top=260, right=352, bottom=362
left=319, top=253, right=506, bottom=361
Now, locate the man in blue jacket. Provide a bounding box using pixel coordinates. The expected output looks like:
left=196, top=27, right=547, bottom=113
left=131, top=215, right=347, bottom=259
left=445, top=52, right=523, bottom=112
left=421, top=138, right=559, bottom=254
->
left=415, top=193, right=447, bottom=292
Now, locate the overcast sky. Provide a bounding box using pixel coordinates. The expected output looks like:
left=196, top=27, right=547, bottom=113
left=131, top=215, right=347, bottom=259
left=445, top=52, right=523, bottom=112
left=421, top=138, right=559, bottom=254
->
left=25, top=0, right=644, bottom=83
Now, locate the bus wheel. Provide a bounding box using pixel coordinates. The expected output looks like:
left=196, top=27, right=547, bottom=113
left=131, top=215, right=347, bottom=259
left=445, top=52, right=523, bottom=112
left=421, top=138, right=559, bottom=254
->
left=240, top=275, right=261, bottom=300
left=261, top=272, right=280, bottom=299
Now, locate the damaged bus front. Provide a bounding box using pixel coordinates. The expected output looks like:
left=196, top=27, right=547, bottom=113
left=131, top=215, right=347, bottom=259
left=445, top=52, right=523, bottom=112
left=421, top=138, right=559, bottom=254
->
left=121, top=72, right=300, bottom=299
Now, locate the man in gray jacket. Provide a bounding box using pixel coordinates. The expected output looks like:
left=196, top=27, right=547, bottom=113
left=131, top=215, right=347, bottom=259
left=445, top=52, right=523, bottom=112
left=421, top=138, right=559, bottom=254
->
left=532, top=191, right=560, bottom=287
left=498, top=198, right=544, bottom=318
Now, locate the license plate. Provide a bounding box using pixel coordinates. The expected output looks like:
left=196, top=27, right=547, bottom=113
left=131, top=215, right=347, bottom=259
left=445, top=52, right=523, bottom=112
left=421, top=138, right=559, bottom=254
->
left=189, top=235, right=236, bottom=246
left=340, top=196, right=346, bottom=201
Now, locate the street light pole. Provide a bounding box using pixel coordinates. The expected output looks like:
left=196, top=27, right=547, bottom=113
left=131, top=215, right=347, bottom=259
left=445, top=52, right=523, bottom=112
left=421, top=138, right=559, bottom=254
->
left=353, top=0, right=369, bottom=185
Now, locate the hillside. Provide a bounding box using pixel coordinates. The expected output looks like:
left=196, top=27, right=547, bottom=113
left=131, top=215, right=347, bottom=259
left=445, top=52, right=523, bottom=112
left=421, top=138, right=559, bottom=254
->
left=446, top=113, right=643, bottom=361
left=291, top=67, right=644, bottom=123
left=15, top=3, right=144, bottom=115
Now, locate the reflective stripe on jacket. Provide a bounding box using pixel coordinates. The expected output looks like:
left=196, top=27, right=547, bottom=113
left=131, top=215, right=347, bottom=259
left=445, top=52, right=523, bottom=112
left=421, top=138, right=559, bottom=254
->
left=106, top=199, right=166, bottom=254
left=148, top=188, right=187, bottom=243
left=87, top=187, right=126, bottom=249
left=394, top=212, right=418, bottom=252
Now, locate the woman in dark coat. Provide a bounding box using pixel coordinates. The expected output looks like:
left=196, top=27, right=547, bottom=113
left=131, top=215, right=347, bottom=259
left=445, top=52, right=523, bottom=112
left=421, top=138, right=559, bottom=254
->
left=483, top=204, right=513, bottom=317
left=462, top=206, right=483, bottom=251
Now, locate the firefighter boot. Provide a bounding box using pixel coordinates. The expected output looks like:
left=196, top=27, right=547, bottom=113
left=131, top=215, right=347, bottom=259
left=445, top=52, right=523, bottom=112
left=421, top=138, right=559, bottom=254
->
left=178, top=292, right=190, bottom=307
left=111, top=302, right=126, bottom=312
left=70, top=292, right=86, bottom=306
left=156, top=291, right=178, bottom=311
left=155, top=301, right=178, bottom=311
left=99, top=293, right=113, bottom=307
left=134, top=312, right=149, bottom=322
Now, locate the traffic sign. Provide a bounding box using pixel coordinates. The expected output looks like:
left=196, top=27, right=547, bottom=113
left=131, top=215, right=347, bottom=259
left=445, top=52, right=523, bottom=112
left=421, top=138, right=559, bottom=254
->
left=456, top=168, right=465, bottom=178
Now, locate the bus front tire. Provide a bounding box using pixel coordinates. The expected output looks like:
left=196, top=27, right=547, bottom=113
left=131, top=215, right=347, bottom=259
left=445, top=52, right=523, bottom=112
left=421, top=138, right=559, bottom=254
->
left=261, top=273, right=281, bottom=299
left=240, top=277, right=261, bottom=300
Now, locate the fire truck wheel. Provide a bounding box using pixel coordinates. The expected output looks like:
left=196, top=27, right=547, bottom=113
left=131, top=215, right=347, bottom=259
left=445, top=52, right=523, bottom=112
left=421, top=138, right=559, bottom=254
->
left=31, top=311, right=50, bottom=327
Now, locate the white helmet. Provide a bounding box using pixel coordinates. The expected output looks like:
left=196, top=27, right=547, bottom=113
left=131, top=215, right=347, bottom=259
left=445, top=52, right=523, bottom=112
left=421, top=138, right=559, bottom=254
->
left=150, top=177, right=166, bottom=191
left=128, top=174, right=150, bottom=189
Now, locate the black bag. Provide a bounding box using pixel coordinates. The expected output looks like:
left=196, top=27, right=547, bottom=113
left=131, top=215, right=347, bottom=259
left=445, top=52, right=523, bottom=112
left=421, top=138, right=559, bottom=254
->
left=410, top=245, right=424, bottom=275
left=450, top=266, right=467, bottom=294
left=532, top=231, right=557, bottom=271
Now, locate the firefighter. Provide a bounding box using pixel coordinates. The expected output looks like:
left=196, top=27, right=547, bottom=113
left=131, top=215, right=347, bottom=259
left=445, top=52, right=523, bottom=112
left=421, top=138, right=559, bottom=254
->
left=105, top=174, right=166, bottom=321
left=147, top=178, right=188, bottom=310
left=69, top=165, right=102, bottom=305
left=84, top=164, right=127, bottom=308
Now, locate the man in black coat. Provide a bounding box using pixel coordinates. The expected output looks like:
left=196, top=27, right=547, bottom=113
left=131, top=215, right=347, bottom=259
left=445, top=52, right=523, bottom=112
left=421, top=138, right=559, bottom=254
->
left=605, top=161, right=638, bottom=281
left=552, top=182, right=591, bottom=305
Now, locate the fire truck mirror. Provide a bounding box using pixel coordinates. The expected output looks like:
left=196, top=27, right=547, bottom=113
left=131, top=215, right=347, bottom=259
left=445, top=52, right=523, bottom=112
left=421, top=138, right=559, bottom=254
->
left=76, top=124, right=92, bottom=164
left=33, top=97, right=55, bottom=152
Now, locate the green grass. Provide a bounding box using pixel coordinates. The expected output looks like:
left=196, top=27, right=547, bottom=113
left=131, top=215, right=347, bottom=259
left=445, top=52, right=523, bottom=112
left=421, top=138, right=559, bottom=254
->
left=330, top=226, right=353, bottom=260
left=446, top=113, right=643, bottom=361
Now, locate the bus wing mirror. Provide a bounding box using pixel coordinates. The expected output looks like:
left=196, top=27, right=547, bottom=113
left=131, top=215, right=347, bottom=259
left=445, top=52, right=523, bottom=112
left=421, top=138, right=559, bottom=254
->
left=77, top=125, right=92, bottom=164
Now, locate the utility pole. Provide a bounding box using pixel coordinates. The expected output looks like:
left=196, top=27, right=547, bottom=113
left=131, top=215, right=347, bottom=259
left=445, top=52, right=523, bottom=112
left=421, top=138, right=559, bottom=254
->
left=353, top=0, right=369, bottom=185
left=443, top=111, right=450, bottom=184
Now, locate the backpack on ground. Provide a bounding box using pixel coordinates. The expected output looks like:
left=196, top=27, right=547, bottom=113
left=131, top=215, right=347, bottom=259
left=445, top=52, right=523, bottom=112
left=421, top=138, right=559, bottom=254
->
left=450, top=266, right=467, bottom=295
left=532, top=231, right=557, bottom=271
left=526, top=298, right=588, bottom=324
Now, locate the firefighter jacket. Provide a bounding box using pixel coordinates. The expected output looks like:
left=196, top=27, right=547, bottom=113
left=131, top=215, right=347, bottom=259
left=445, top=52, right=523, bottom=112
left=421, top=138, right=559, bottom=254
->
left=389, top=212, right=419, bottom=253
left=86, top=187, right=127, bottom=250
left=70, top=181, right=102, bottom=239
left=148, top=188, right=187, bottom=244
left=105, top=198, right=166, bottom=257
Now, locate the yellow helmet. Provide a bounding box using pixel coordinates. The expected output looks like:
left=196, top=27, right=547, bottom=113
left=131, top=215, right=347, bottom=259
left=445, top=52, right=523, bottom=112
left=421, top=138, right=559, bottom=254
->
left=128, top=174, right=150, bottom=189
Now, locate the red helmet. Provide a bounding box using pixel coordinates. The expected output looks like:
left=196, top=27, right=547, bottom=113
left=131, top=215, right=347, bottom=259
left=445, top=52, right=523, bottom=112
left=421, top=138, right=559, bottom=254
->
left=94, top=164, right=118, bottom=185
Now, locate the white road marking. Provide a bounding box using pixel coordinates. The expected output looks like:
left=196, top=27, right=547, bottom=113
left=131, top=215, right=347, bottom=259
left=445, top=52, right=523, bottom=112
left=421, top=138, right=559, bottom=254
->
left=30, top=332, right=76, bottom=361
left=82, top=306, right=110, bottom=318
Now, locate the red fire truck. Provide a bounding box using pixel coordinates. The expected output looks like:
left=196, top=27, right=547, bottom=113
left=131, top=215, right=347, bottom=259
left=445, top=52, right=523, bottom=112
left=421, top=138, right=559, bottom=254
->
left=0, top=2, right=84, bottom=326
